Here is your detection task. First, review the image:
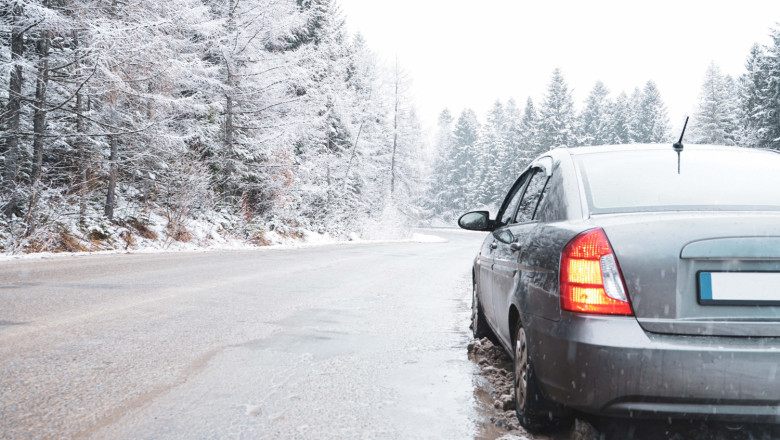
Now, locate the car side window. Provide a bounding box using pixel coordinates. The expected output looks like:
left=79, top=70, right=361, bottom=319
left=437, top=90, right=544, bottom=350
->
left=499, top=173, right=531, bottom=225
left=499, top=185, right=525, bottom=225
left=515, top=169, right=550, bottom=223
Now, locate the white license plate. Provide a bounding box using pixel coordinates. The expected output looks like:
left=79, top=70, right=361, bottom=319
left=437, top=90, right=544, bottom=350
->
left=699, top=272, right=780, bottom=305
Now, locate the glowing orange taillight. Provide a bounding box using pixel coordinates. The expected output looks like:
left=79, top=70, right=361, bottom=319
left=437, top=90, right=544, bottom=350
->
left=560, top=228, right=633, bottom=315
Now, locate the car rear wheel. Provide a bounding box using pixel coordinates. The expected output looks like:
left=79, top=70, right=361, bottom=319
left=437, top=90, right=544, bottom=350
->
left=514, top=325, right=559, bottom=431
left=471, top=281, right=493, bottom=339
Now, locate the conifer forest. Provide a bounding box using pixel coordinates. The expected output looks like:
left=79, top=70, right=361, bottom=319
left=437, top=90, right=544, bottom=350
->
left=2, top=1, right=780, bottom=252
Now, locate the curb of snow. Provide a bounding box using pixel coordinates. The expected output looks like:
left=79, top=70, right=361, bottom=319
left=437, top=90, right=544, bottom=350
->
left=0, top=232, right=448, bottom=262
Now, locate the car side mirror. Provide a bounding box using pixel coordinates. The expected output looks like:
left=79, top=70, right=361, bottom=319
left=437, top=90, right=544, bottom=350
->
left=458, top=211, right=494, bottom=231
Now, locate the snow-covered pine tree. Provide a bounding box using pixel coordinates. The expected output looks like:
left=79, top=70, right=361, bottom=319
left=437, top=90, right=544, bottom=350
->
left=214, top=0, right=309, bottom=215
left=436, top=109, right=481, bottom=217
left=454, top=109, right=482, bottom=211
left=538, top=68, right=576, bottom=149
left=287, top=0, right=373, bottom=235
left=428, top=109, right=456, bottom=219
left=722, top=75, right=741, bottom=144
left=608, top=91, right=633, bottom=144
left=474, top=100, right=507, bottom=208
left=738, top=44, right=767, bottom=148
left=633, top=81, right=670, bottom=143
left=579, top=81, right=613, bottom=146
left=627, top=87, right=644, bottom=143
left=692, top=62, right=739, bottom=145
left=518, top=97, right=542, bottom=157
left=499, top=98, right=527, bottom=195
left=754, top=27, right=780, bottom=150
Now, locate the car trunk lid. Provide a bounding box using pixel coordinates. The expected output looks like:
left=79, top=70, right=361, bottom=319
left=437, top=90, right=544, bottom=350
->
left=597, top=212, right=780, bottom=337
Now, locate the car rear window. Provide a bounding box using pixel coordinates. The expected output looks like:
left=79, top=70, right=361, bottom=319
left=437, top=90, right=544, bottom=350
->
left=575, top=148, right=780, bottom=214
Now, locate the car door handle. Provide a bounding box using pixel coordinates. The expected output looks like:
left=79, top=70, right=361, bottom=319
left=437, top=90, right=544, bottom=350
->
left=510, top=243, right=522, bottom=252
left=490, top=242, right=498, bottom=250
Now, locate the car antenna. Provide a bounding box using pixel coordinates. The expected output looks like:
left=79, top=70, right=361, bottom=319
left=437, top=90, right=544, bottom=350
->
left=672, top=116, right=689, bottom=174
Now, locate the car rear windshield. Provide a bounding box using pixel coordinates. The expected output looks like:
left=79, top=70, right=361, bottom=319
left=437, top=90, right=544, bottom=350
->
left=575, top=148, right=780, bottom=214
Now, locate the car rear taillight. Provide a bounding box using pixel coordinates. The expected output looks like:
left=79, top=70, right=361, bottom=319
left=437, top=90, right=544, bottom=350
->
left=560, top=228, right=633, bottom=316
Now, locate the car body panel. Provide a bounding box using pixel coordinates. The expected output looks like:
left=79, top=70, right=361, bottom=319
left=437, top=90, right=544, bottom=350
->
left=477, top=236, right=497, bottom=328
left=681, top=236, right=780, bottom=259
left=596, top=212, right=780, bottom=337
left=528, top=312, right=780, bottom=421
left=491, top=221, right=536, bottom=348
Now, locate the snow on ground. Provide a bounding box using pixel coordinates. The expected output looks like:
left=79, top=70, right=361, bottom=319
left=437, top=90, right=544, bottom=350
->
left=1, top=194, right=453, bottom=260
left=0, top=218, right=450, bottom=262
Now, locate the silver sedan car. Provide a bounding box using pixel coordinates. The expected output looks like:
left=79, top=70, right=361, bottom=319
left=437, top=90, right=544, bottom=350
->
left=459, top=144, right=780, bottom=431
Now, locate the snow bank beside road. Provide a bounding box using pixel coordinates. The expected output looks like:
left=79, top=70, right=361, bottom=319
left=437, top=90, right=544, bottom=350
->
left=1, top=197, right=455, bottom=259
left=0, top=228, right=449, bottom=262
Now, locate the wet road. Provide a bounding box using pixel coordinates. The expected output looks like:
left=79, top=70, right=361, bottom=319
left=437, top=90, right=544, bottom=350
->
left=0, top=229, right=495, bottom=439
left=4, top=229, right=779, bottom=440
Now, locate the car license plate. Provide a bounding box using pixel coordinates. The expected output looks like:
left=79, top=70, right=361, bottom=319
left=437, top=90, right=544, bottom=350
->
left=699, top=272, right=780, bottom=305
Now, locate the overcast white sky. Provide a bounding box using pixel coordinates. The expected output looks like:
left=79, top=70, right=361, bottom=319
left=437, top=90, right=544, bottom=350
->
left=337, top=0, right=780, bottom=134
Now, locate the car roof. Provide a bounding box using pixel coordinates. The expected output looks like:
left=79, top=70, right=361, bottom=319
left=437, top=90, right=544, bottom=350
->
left=549, top=143, right=780, bottom=157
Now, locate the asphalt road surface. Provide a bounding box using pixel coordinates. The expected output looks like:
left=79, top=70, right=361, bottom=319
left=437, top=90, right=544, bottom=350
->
left=1, top=229, right=504, bottom=439
left=3, top=229, right=779, bottom=440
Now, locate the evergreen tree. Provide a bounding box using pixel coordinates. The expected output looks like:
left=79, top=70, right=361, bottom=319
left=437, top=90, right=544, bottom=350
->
left=723, top=75, right=741, bottom=142
left=448, top=109, right=481, bottom=213
left=738, top=44, right=767, bottom=147
left=579, top=81, right=613, bottom=146
left=609, top=92, right=633, bottom=144
left=519, top=97, right=542, bottom=157
left=475, top=100, right=507, bottom=207
left=429, top=109, right=456, bottom=218
left=633, top=81, right=670, bottom=143
left=538, top=68, right=576, bottom=149
left=500, top=98, right=528, bottom=193
left=692, top=62, right=739, bottom=145
left=755, top=28, right=780, bottom=150
left=628, top=87, right=644, bottom=142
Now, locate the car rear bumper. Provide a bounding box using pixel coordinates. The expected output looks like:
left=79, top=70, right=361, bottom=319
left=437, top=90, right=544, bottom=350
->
left=527, top=313, right=780, bottom=421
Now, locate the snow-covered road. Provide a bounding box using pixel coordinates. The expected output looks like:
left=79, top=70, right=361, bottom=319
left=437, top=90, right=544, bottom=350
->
left=0, top=229, right=499, bottom=439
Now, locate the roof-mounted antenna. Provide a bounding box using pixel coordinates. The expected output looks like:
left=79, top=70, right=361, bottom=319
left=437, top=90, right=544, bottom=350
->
left=673, top=116, right=689, bottom=174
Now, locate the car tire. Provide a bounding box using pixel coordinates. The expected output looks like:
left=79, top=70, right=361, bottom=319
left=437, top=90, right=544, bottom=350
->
left=471, top=281, right=494, bottom=339
left=513, top=325, right=560, bottom=431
